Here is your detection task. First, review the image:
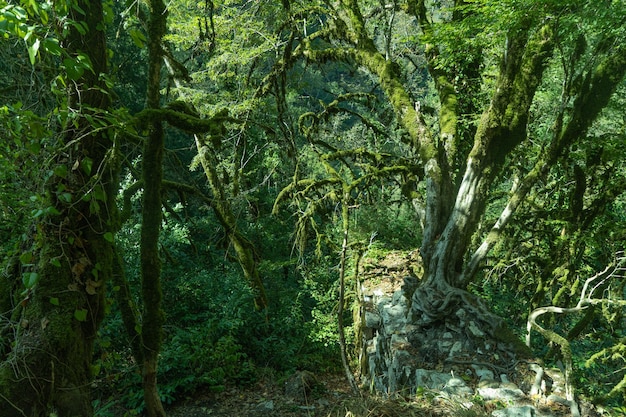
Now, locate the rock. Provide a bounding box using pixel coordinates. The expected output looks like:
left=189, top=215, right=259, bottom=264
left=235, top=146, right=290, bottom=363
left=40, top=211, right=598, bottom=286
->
left=492, top=405, right=537, bottom=417
left=414, top=369, right=453, bottom=389
left=478, top=384, right=525, bottom=401
left=257, top=400, right=274, bottom=411
left=448, top=341, right=464, bottom=357
left=365, top=311, right=381, bottom=328
left=284, top=371, right=318, bottom=401
left=468, top=320, right=485, bottom=337
left=472, top=364, right=494, bottom=381
left=443, top=377, right=473, bottom=397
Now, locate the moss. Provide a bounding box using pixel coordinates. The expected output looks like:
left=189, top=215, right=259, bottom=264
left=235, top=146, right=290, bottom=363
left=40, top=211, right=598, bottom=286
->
left=494, top=322, right=533, bottom=358
left=135, top=108, right=233, bottom=134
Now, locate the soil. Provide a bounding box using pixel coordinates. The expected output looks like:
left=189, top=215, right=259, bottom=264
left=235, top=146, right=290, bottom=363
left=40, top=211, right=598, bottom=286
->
left=165, top=372, right=354, bottom=417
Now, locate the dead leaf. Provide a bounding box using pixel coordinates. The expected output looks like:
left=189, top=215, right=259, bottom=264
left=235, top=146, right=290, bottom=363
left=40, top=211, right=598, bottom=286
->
left=41, top=317, right=50, bottom=330
left=71, top=262, right=85, bottom=278
left=86, top=279, right=102, bottom=295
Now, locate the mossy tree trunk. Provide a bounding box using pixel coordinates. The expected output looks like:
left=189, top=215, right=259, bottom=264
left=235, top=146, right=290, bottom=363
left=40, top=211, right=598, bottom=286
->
left=140, top=1, right=168, bottom=416
left=0, top=1, right=118, bottom=415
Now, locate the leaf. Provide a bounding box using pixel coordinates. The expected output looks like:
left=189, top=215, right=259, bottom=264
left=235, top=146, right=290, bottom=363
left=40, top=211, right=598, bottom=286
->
left=59, top=192, right=72, bottom=203
left=86, top=279, right=102, bottom=295
left=63, top=57, right=84, bottom=80
left=93, top=184, right=107, bottom=201
left=54, top=164, right=68, bottom=178
left=27, top=37, right=40, bottom=65
left=129, top=28, right=146, bottom=48
left=74, top=309, right=88, bottom=322
left=22, top=272, right=39, bottom=288
left=49, top=297, right=60, bottom=306
left=42, top=38, right=62, bottom=56
left=71, top=261, right=86, bottom=277
left=19, top=252, right=33, bottom=265
left=50, top=258, right=61, bottom=267
left=81, top=157, right=93, bottom=175
left=103, top=232, right=114, bottom=243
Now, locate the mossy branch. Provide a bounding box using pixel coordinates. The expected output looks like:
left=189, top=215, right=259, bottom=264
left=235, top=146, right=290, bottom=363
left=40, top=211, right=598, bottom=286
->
left=134, top=108, right=236, bottom=135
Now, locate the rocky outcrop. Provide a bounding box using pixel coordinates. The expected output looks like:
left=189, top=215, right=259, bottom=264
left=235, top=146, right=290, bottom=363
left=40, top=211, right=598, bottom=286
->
left=357, top=251, right=600, bottom=417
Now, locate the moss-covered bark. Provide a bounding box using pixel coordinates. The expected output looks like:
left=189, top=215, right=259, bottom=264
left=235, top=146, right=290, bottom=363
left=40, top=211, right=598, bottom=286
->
left=140, top=1, right=168, bottom=416
left=0, top=1, right=118, bottom=415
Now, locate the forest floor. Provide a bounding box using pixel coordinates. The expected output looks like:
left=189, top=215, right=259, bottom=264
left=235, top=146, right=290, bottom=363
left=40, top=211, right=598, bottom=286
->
left=166, top=372, right=352, bottom=417
left=163, top=370, right=544, bottom=417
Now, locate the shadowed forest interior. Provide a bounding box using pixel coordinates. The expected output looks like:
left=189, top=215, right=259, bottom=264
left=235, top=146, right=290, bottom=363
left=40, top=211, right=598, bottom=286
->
left=1, top=0, right=626, bottom=416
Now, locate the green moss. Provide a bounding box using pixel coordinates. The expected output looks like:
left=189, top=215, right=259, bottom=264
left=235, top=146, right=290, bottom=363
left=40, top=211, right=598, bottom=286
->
left=494, top=322, right=533, bottom=358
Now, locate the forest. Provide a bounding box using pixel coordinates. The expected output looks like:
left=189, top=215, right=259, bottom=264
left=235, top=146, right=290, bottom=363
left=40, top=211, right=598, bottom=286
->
left=1, top=0, right=626, bottom=416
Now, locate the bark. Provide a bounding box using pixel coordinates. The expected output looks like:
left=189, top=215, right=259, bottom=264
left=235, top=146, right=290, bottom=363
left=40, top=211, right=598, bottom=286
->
left=410, top=21, right=555, bottom=332
left=140, top=1, right=168, bottom=416
left=337, top=190, right=359, bottom=394
left=0, top=1, right=117, bottom=415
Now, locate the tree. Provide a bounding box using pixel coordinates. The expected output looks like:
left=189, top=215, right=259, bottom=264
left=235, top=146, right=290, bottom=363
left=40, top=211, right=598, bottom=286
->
left=276, top=0, right=626, bottom=393
left=138, top=1, right=168, bottom=416
left=0, top=0, right=119, bottom=415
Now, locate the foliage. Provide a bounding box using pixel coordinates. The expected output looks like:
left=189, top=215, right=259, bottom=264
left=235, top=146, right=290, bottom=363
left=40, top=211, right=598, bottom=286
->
left=2, top=0, right=626, bottom=413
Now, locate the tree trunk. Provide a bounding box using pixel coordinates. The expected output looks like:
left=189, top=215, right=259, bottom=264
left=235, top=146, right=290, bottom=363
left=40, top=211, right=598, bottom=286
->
left=0, top=1, right=117, bottom=415
left=140, top=1, right=168, bottom=416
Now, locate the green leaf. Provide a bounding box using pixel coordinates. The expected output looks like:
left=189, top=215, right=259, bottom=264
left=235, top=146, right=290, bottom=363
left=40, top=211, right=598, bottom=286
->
left=63, top=58, right=84, bottom=80
left=22, top=272, right=39, bottom=288
left=129, top=28, right=146, bottom=48
left=27, top=37, right=40, bottom=65
left=81, top=157, right=93, bottom=175
left=103, top=232, right=114, bottom=243
left=19, top=252, right=33, bottom=264
left=54, top=164, right=68, bottom=178
left=50, top=258, right=61, bottom=267
left=49, top=297, right=60, bottom=306
left=42, top=37, right=62, bottom=56
left=74, top=309, right=88, bottom=322
left=59, top=192, right=72, bottom=203
left=93, top=184, right=106, bottom=201
left=45, top=206, right=61, bottom=216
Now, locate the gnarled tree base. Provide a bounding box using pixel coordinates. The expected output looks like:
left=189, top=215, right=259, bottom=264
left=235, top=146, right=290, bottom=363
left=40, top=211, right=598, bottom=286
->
left=361, top=276, right=530, bottom=394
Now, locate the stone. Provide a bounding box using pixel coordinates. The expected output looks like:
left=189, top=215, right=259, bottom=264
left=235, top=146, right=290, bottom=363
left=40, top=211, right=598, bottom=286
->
left=448, top=341, right=464, bottom=356
left=257, top=400, right=274, bottom=411
left=468, top=320, right=485, bottom=337
left=492, top=405, right=537, bottom=417
left=414, top=369, right=452, bottom=390
left=478, top=384, right=525, bottom=401
left=365, top=311, right=381, bottom=329
left=284, top=370, right=318, bottom=400
left=472, top=364, right=495, bottom=381
left=443, top=377, right=473, bottom=397
left=380, top=304, right=407, bottom=333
